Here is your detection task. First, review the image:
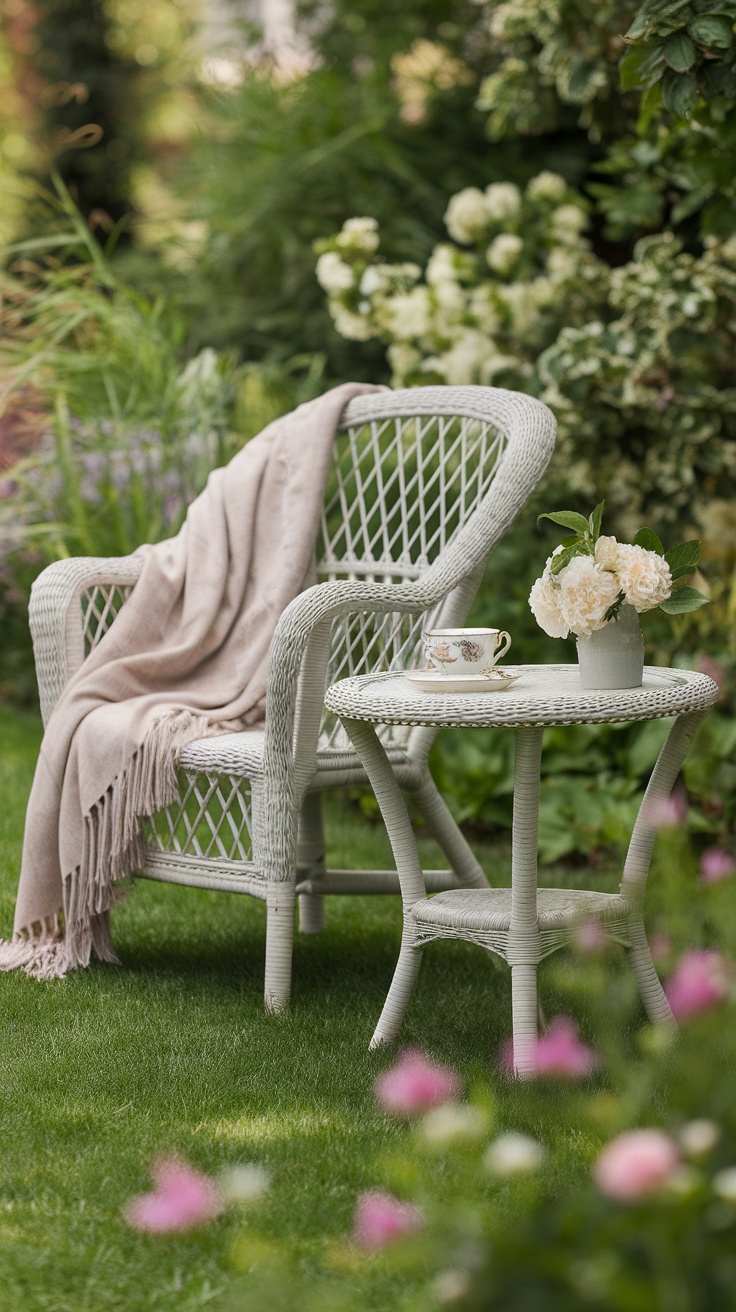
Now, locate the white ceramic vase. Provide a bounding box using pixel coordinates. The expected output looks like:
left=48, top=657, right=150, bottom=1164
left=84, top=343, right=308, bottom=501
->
left=576, top=604, right=644, bottom=690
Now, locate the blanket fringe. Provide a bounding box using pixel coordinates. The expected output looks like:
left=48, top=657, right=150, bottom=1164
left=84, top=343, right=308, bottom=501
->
left=2, top=708, right=214, bottom=980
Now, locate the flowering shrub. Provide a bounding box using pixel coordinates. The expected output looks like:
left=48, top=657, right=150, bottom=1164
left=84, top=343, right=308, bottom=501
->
left=528, top=502, right=708, bottom=639
left=314, top=173, right=603, bottom=393
left=316, top=202, right=736, bottom=544
left=225, top=863, right=736, bottom=1311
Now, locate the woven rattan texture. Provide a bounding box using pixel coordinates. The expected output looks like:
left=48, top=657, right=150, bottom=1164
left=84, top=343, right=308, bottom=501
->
left=324, top=665, right=720, bottom=729
left=28, top=386, right=557, bottom=1012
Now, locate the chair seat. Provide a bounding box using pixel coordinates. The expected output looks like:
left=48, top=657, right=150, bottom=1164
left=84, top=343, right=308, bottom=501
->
left=178, top=730, right=266, bottom=778
left=412, top=886, right=633, bottom=935
left=177, top=731, right=413, bottom=783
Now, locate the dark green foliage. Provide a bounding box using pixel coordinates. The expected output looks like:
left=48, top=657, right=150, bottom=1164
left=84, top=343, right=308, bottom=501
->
left=29, top=0, right=148, bottom=229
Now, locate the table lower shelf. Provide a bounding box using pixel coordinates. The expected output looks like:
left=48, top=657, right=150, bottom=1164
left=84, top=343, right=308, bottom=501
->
left=411, top=887, right=635, bottom=962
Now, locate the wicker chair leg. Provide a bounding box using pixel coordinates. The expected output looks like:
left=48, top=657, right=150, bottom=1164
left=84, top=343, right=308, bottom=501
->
left=264, top=883, right=297, bottom=1013
left=297, top=793, right=326, bottom=935
left=627, top=914, right=677, bottom=1033
left=511, top=963, right=539, bottom=1076
left=411, top=773, right=489, bottom=889
left=370, top=930, right=424, bottom=1049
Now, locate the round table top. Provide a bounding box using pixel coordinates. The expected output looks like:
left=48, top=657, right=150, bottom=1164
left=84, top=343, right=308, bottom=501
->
left=323, top=665, right=720, bottom=729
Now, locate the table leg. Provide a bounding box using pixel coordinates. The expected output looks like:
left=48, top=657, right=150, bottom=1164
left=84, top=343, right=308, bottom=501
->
left=340, top=717, right=426, bottom=1049
left=621, top=708, right=709, bottom=1031
left=508, top=726, right=544, bottom=1076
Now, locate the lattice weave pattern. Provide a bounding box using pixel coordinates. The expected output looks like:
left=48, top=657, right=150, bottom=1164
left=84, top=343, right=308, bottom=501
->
left=143, top=771, right=254, bottom=865
left=27, top=386, right=559, bottom=1013
left=317, top=412, right=506, bottom=754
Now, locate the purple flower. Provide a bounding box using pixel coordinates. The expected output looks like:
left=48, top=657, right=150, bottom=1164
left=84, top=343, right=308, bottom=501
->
left=353, top=1191, right=423, bottom=1250
left=124, top=1157, right=222, bottom=1233
left=700, top=848, right=736, bottom=884
left=375, top=1048, right=459, bottom=1116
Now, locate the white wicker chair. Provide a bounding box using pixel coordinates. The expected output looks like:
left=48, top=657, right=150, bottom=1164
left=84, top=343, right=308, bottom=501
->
left=29, top=386, right=556, bottom=1010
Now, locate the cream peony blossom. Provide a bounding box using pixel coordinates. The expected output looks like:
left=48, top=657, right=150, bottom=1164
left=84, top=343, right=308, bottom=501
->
left=528, top=559, right=568, bottom=638
left=614, top=543, right=672, bottom=612
left=594, top=535, right=621, bottom=571
left=558, top=555, right=621, bottom=638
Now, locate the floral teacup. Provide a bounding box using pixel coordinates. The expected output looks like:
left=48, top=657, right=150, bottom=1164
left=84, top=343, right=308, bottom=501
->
left=423, top=627, right=512, bottom=676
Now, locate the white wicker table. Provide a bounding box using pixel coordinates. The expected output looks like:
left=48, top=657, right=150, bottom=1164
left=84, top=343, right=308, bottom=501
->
left=323, top=664, right=720, bottom=1074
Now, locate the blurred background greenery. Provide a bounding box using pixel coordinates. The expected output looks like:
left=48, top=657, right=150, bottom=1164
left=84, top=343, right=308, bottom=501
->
left=0, top=0, right=734, bottom=858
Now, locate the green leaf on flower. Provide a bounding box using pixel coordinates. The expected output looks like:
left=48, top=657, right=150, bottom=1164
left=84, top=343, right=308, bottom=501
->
left=660, top=586, right=710, bottom=614
left=537, top=511, right=591, bottom=537
left=550, top=547, right=577, bottom=575
left=663, top=32, right=697, bottom=71
left=665, top=540, right=700, bottom=575
left=633, top=527, right=664, bottom=554
left=589, top=500, right=605, bottom=540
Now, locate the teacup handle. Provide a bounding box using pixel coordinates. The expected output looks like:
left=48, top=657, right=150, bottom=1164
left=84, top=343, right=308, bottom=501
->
left=495, top=631, right=512, bottom=662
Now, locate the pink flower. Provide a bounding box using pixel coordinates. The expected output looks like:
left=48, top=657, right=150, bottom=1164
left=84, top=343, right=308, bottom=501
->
left=501, top=1017, right=599, bottom=1079
left=124, top=1158, right=222, bottom=1233
left=643, top=790, right=687, bottom=829
left=697, top=656, right=726, bottom=696
left=700, top=848, right=736, bottom=884
left=353, top=1191, right=423, bottom=1250
left=648, top=932, right=672, bottom=963
left=374, top=1048, right=459, bottom=1116
left=574, top=918, right=607, bottom=953
left=594, top=1130, right=680, bottom=1201
left=664, top=949, right=730, bottom=1019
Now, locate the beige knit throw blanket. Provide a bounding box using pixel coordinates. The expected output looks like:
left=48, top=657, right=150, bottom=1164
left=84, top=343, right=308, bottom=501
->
left=0, top=382, right=380, bottom=981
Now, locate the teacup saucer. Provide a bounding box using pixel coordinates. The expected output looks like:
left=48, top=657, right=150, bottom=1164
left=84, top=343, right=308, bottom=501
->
left=404, top=668, right=521, bottom=694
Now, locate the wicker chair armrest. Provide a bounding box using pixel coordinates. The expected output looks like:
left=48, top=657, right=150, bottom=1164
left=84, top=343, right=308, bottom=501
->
left=29, top=554, right=144, bottom=724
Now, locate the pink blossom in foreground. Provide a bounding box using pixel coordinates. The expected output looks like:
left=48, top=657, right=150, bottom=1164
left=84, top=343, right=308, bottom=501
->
left=501, top=1017, right=599, bottom=1079
left=353, top=1191, right=423, bottom=1250
left=665, top=949, right=730, bottom=1020
left=643, top=790, right=687, bottom=829
left=124, top=1158, right=222, bottom=1233
left=700, top=848, right=736, bottom=884
left=374, top=1048, right=459, bottom=1116
left=594, top=1130, right=680, bottom=1201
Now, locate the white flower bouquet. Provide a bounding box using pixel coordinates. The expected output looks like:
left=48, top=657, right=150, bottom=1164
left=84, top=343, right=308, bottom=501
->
left=529, top=502, right=709, bottom=640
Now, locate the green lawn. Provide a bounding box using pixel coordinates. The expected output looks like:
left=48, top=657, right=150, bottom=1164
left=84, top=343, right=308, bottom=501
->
left=0, top=704, right=619, bottom=1311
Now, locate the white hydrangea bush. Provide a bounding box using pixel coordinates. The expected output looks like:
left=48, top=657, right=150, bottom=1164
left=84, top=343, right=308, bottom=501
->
left=315, top=192, right=736, bottom=544
left=314, top=173, right=605, bottom=391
